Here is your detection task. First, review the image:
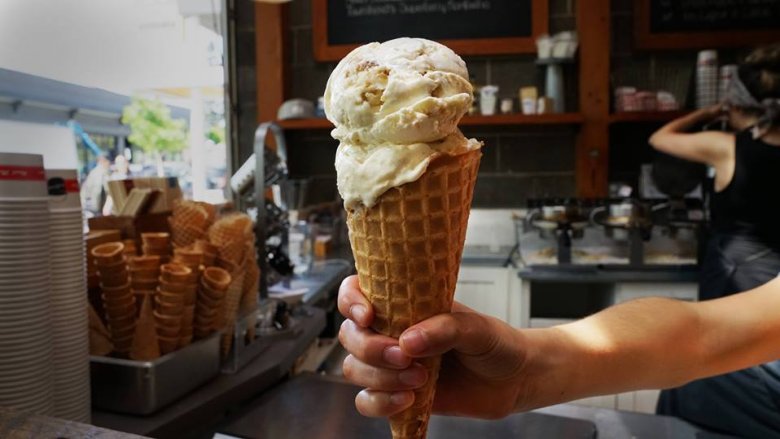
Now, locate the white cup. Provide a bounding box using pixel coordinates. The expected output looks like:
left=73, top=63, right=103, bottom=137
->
left=480, top=86, right=499, bottom=116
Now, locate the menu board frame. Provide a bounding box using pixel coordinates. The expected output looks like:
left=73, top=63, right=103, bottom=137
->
left=312, top=0, right=549, bottom=61
left=635, top=0, right=780, bottom=50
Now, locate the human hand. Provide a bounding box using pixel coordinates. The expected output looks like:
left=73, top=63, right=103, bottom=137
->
left=337, top=275, right=533, bottom=420
left=697, top=104, right=726, bottom=120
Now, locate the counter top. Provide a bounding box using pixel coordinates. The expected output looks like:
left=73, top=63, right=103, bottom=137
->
left=0, top=406, right=144, bottom=438
left=91, top=307, right=326, bottom=438
left=216, top=373, right=723, bottom=439
left=270, top=259, right=353, bottom=305
left=518, top=265, right=699, bottom=283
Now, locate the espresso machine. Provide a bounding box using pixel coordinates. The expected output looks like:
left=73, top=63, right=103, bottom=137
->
left=522, top=199, right=589, bottom=264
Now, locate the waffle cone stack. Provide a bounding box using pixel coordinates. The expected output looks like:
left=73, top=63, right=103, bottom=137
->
left=346, top=150, right=481, bottom=439
left=240, top=241, right=260, bottom=342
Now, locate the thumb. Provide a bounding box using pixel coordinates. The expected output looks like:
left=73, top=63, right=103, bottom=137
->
left=398, top=311, right=495, bottom=358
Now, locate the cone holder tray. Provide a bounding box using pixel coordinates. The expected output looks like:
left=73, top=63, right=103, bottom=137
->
left=90, top=332, right=220, bottom=415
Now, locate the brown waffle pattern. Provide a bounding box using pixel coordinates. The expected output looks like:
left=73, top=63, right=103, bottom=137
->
left=346, top=150, right=481, bottom=439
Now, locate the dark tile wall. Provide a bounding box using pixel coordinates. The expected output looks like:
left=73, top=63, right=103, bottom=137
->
left=273, top=0, right=579, bottom=209
left=608, top=3, right=745, bottom=191
left=233, top=0, right=259, bottom=169
left=234, top=1, right=760, bottom=209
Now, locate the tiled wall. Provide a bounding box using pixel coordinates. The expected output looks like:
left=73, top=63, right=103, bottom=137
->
left=608, top=2, right=743, bottom=189
left=234, top=1, right=744, bottom=207
left=279, top=0, right=579, bottom=209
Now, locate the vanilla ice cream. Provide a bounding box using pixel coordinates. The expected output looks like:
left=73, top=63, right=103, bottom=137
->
left=326, top=38, right=482, bottom=209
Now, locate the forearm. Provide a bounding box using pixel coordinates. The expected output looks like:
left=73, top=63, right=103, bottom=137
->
left=696, top=278, right=780, bottom=376
left=516, top=297, right=703, bottom=410
left=655, top=108, right=714, bottom=135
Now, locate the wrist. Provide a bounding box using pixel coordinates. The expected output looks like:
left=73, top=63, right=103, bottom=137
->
left=511, top=327, right=583, bottom=411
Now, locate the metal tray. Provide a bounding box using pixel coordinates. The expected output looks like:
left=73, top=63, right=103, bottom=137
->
left=90, top=332, right=221, bottom=415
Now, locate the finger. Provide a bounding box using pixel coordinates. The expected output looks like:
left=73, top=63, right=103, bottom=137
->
left=339, top=319, right=412, bottom=369
left=399, top=311, right=497, bottom=358
left=337, top=275, right=373, bottom=327
left=355, top=389, right=415, bottom=418
left=342, top=355, right=428, bottom=391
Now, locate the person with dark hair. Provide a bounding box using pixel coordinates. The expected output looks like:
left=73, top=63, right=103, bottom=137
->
left=648, top=43, right=780, bottom=436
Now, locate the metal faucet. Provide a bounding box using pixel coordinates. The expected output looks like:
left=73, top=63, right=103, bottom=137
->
left=252, top=121, right=289, bottom=299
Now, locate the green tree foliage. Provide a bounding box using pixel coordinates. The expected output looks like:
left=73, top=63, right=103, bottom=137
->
left=121, top=97, right=187, bottom=154
left=206, top=124, right=225, bottom=145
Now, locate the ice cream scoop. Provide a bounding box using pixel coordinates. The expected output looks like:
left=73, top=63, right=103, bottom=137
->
left=325, top=37, right=474, bottom=146
left=326, top=38, right=481, bottom=209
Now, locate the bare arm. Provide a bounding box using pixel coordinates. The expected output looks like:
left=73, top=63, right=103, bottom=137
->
left=518, top=277, right=780, bottom=410
left=338, top=276, right=780, bottom=417
left=649, top=106, right=733, bottom=166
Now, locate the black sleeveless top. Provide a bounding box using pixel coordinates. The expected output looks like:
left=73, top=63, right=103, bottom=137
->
left=711, top=130, right=780, bottom=247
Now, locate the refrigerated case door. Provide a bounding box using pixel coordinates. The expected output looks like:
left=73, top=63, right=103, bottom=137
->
left=455, top=266, right=512, bottom=323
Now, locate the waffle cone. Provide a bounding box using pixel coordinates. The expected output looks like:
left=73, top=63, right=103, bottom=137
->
left=346, top=150, right=481, bottom=439
left=88, top=304, right=114, bottom=356
left=169, top=218, right=207, bottom=248
left=220, top=267, right=246, bottom=357
left=241, top=253, right=260, bottom=342
left=129, top=295, right=161, bottom=361
left=172, top=200, right=210, bottom=228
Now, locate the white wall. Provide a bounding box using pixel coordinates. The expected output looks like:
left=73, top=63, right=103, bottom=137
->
left=0, top=0, right=223, bottom=94
left=0, top=120, right=78, bottom=169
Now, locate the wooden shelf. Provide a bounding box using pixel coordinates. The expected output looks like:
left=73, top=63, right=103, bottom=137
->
left=461, top=113, right=584, bottom=126
left=609, top=111, right=689, bottom=124
left=276, top=113, right=584, bottom=130
left=276, top=118, right=334, bottom=130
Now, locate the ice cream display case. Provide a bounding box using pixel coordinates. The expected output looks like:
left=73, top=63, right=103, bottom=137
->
left=517, top=198, right=701, bottom=268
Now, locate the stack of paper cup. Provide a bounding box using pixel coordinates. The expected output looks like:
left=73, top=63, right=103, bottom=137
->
left=696, top=50, right=719, bottom=108
left=719, top=65, right=739, bottom=104
left=47, top=169, right=90, bottom=423
left=0, top=153, right=54, bottom=415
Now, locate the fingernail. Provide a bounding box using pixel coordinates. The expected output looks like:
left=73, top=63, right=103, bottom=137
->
left=382, top=346, right=410, bottom=368
left=350, top=305, right=367, bottom=323
left=400, top=329, right=426, bottom=355
left=390, top=391, right=413, bottom=406
left=399, top=367, right=426, bottom=386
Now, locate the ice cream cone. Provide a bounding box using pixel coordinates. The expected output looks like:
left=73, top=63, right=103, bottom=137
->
left=132, top=278, right=158, bottom=291
left=194, top=201, right=217, bottom=226
left=99, top=269, right=130, bottom=288
left=155, top=295, right=184, bottom=315
left=220, top=266, right=246, bottom=357
left=346, top=150, right=481, bottom=439
left=130, top=295, right=161, bottom=361
left=172, top=200, right=210, bottom=230
left=158, top=335, right=179, bottom=354
left=202, top=266, right=231, bottom=291
left=89, top=304, right=114, bottom=356
left=241, top=256, right=260, bottom=341
left=169, top=217, right=207, bottom=248
left=141, top=232, right=170, bottom=248
left=130, top=255, right=161, bottom=269
left=173, top=248, right=203, bottom=266
left=91, top=242, right=125, bottom=264
left=160, top=263, right=192, bottom=283
left=179, top=305, right=196, bottom=347
left=156, top=322, right=180, bottom=338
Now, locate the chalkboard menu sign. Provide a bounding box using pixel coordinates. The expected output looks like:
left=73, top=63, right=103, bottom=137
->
left=636, top=0, right=780, bottom=49
left=313, top=0, right=549, bottom=61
